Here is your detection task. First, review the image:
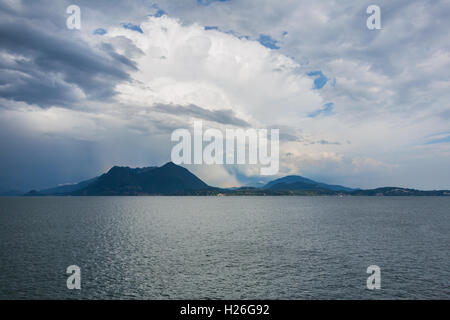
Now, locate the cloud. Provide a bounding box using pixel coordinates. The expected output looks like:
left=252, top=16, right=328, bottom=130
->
left=0, top=0, right=449, bottom=190
left=351, top=157, right=398, bottom=172
left=153, top=103, right=250, bottom=127
left=0, top=16, right=134, bottom=107
left=109, top=16, right=322, bottom=128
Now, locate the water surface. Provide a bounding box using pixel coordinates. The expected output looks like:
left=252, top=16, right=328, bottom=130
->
left=0, top=196, right=448, bottom=299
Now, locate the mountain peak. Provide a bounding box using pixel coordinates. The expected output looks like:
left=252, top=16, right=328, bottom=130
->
left=107, top=165, right=129, bottom=173
left=73, top=161, right=209, bottom=195
left=162, top=161, right=177, bottom=168
left=264, top=175, right=354, bottom=192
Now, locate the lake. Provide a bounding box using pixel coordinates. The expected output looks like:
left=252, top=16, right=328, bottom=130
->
left=0, top=196, right=448, bottom=299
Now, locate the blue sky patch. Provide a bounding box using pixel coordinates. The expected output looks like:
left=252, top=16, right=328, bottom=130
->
left=150, top=4, right=167, bottom=17
left=308, top=103, right=335, bottom=118
left=258, top=34, right=280, bottom=49
left=226, top=29, right=249, bottom=40
left=307, top=71, right=328, bottom=89
left=198, top=0, right=230, bottom=5
left=153, top=9, right=167, bottom=17
left=93, top=28, right=107, bottom=35
left=204, top=26, right=249, bottom=39
left=425, top=133, right=450, bottom=144
left=121, top=23, right=143, bottom=33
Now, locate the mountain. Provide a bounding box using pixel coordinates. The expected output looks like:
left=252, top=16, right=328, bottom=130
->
left=0, top=189, right=25, bottom=196
left=34, top=177, right=99, bottom=195
left=227, top=181, right=267, bottom=190
left=243, top=181, right=267, bottom=188
left=21, top=163, right=449, bottom=197
left=263, top=175, right=355, bottom=192
left=349, top=187, right=450, bottom=196
left=73, top=162, right=210, bottom=195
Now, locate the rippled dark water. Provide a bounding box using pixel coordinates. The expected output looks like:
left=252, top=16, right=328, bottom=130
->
left=0, top=196, right=448, bottom=299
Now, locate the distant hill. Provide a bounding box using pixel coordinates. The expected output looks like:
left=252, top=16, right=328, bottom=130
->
left=243, top=181, right=267, bottom=188
left=263, top=175, right=355, bottom=192
left=21, top=163, right=449, bottom=197
left=348, top=187, right=450, bottom=196
left=0, top=190, right=25, bottom=196
left=73, top=162, right=210, bottom=195
left=35, top=177, right=99, bottom=195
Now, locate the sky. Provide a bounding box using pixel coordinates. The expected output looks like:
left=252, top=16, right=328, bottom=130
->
left=0, top=0, right=449, bottom=191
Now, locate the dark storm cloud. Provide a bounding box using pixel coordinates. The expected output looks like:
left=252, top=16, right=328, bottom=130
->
left=0, top=15, right=135, bottom=107
left=153, top=103, right=251, bottom=127
left=100, top=43, right=138, bottom=70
